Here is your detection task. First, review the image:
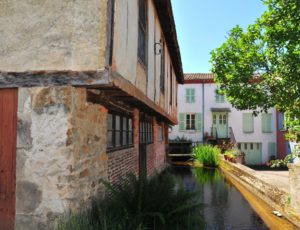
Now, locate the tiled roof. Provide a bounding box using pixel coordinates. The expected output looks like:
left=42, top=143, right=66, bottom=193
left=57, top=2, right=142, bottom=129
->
left=184, top=73, right=215, bottom=81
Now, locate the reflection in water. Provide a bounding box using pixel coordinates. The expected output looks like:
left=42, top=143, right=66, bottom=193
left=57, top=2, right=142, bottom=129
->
left=172, top=166, right=268, bottom=230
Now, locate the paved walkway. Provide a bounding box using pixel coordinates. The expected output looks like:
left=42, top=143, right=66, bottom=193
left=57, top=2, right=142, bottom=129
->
left=254, top=170, right=290, bottom=193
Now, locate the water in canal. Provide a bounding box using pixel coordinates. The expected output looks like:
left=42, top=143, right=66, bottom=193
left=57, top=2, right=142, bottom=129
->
left=172, top=166, right=269, bottom=230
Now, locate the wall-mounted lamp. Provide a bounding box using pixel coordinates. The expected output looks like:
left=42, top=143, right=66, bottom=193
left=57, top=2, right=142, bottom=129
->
left=154, top=40, right=162, bottom=55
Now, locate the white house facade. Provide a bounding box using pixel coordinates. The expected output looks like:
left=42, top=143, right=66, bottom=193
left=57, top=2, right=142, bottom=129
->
left=169, top=73, right=277, bottom=165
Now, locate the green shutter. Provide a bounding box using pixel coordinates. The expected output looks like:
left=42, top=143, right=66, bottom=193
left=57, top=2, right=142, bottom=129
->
left=268, top=142, right=276, bottom=158
left=243, top=113, right=253, bottom=133
left=267, top=114, right=273, bottom=132
left=262, top=114, right=272, bottom=133
left=196, top=113, right=202, bottom=131
left=179, top=113, right=185, bottom=131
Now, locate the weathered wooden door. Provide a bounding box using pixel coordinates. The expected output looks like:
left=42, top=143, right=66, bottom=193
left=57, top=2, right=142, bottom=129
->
left=0, top=89, right=17, bottom=230
left=212, top=112, right=228, bottom=138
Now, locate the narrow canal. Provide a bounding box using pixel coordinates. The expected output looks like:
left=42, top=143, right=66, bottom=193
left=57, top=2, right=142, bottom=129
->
left=172, top=166, right=269, bottom=229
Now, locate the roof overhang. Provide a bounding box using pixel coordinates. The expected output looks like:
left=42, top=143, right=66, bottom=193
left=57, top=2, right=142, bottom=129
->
left=0, top=69, right=178, bottom=124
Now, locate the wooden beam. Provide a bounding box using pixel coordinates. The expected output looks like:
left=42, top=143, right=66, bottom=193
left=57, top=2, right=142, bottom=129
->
left=0, top=69, right=109, bottom=88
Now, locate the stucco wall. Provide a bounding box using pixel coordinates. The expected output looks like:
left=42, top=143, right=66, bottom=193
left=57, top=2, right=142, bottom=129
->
left=0, top=0, right=108, bottom=72
left=170, top=83, right=277, bottom=163
left=16, top=87, right=108, bottom=229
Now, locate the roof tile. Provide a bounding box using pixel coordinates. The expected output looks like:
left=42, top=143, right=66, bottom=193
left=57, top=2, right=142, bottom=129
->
left=184, top=73, right=215, bottom=80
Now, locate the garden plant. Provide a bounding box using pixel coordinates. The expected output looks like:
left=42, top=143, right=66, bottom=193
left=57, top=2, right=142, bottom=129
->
left=193, top=145, right=221, bottom=167
left=56, top=171, right=204, bottom=230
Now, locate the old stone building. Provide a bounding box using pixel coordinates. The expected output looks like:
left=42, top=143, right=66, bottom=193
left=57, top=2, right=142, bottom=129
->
left=0, top=0, right=183, bottom=229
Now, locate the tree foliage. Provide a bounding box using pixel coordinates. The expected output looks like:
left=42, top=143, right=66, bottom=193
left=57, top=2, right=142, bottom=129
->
left=211, top=0, right=300, bottom=140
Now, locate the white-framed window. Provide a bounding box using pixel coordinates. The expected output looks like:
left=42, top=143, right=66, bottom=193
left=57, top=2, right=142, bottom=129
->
left=186, top=113, right=196, bottom=130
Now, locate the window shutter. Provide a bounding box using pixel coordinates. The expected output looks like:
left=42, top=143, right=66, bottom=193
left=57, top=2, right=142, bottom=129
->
left=267, top=114, right=273, bottom=132
left=268, top=142, right=276, bottom=157
left=179, top=113, right=185, bottom=131
left=196, top=113, right=202, bottom=131
left=262, top=114, right=272, bottom=133
left=243, top=113, right=253, bottom=133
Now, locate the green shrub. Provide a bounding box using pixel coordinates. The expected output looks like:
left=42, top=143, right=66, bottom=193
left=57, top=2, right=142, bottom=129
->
left=56, top=171, right=204, bottom=230
left=193, top=145, right=221, bottom=167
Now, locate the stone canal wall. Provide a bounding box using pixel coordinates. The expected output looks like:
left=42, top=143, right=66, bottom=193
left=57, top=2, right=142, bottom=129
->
left=220, top=159, right=300, bottom=229
left=288, top=164, right=300, bottom=216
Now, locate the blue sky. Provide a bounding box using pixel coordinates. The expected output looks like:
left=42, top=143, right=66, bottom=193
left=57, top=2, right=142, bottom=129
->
left=171, top=0, right=266, bottom=73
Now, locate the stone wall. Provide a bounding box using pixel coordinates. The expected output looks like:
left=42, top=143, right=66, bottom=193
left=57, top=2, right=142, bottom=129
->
left=288, top=164, right=300, bottom=215
left=16, top=86, right=108, bottom=230
left=16, top=88, right=169, bottom=229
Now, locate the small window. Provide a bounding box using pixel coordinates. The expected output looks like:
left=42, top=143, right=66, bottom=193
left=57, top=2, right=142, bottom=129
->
left=107, top=113, right=134, bottom=151
left=219, top=115, right=222, bottom=124
left=244, top=143, right=248, bottom=150
left=138, top=0, right=148, bottom=66
left=222, top=114, right=227, bottom=124
left=250, top=143, right=253, bottom=150
left=186, top=114, right=196, bottom=130
left=238, top=143, right=241, bottom=149
left=215, top=87, right=225, bottom=103
left=170, top=65, right=173, bottom=105
left=140, top=118, right=153, bottom=144
left=213, top=114, right=217, bottom=125
left=158, top=124, right=163, bottom=142
left=160, top=41, right=165, bottom=92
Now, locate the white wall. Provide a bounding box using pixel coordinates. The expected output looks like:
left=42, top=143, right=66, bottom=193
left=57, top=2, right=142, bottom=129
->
left=170, top=82, right=277, bottom=163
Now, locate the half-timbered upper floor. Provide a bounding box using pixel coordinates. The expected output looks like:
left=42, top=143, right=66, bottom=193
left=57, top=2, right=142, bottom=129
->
left=0, top=0, right=183, bottom=124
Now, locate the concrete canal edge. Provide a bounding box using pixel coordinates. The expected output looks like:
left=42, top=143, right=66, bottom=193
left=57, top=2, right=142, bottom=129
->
left=219, top=159, right=300, bottom=229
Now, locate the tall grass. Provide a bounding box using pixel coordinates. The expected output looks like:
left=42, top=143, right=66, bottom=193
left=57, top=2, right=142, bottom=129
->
left=56, top=171, right=204, bottom=230
left=193, top=145, right=221, bottom=167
